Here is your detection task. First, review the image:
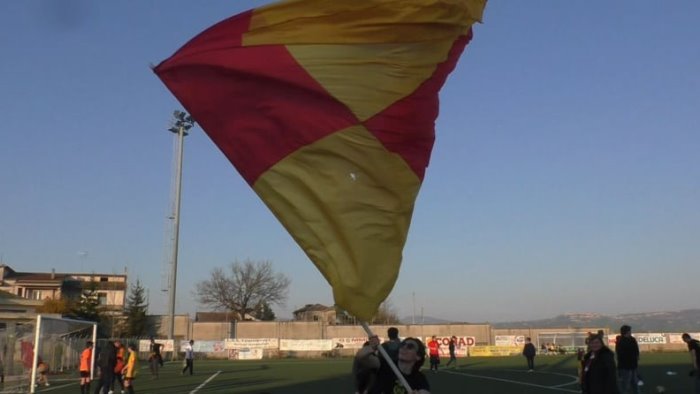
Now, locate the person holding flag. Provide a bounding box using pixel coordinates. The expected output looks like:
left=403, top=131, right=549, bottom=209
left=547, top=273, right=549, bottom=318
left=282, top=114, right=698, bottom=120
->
left=370, top=337, right=430, bottom=394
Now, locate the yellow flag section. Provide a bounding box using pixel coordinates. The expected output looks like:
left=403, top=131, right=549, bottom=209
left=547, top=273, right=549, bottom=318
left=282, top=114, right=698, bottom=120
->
left=254, top=125, right=420, bottom=321
left=244, top=0, right=485, bottom=45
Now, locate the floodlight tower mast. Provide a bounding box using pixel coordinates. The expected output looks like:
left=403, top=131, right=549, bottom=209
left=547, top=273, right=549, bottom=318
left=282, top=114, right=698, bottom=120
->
left=166, top=110, right=194, bottom=348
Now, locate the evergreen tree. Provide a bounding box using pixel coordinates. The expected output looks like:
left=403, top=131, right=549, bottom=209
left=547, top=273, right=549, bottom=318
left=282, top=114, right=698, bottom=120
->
left=124, top=279, right=149, bottom=337
left=256, top=301, right=276, bottom=321
left=73, top=280, right=101, bottom=323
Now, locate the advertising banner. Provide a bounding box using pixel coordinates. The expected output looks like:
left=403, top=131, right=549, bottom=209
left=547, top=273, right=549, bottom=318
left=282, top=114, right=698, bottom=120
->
left=138, top=339, right=174, bottom=353
left=224, top=338, right=279, bottom=350
left=428, top=336, right=476, bottom=357
left=495, top=335, right=525, bottom=347
left=469, top=346, right=521, bottom=357
left=332, top=337, right=377, bottom=350
left=669, top=333, right=700, bottom=344
left=634, top=333, right=667, bottom=345
left=180, top=340, right=225, bottom=352
left=280, top=339, right=333, bottom=351
left=229, top=348, right=264, bottom=360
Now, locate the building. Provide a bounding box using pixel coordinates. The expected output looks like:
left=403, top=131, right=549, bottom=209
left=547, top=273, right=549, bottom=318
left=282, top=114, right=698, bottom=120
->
left=293, top=304, right=336, bottom=324
left=0, top=264, right=127, bottom=314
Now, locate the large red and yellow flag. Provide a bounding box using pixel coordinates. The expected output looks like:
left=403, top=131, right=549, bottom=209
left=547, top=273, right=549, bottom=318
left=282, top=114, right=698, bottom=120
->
left=155, top=0, right=486, bottom=321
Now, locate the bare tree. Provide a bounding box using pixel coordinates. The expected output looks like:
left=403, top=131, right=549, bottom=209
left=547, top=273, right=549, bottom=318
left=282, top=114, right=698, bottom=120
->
left=194, top=259, right=290, bottom=320
left=371, top=299, right=401, bottom=325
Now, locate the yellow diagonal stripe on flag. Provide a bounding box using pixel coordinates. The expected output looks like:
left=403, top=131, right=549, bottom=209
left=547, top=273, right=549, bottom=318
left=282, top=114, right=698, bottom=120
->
left=253, top=125, right=421, bottom=320
left=287, top=40, right=454, bottom=122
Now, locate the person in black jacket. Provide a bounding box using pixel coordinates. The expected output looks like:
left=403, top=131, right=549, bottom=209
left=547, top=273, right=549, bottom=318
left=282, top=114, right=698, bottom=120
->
left=94, top=341, right=117, bottom=394
left=681, top=333, right=700, bottom=394
left=522, top=337, right=537, bottom=372
left=615, top=325, right=640, bottom=394
left=582, top=334, right=619, bottom=394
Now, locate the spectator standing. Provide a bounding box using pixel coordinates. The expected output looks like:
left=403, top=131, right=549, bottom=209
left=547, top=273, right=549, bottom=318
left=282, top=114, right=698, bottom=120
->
left=353, top=335, right=381, bottom=394
left=681, top=333, right=700, bottom=394
left=581, top=335, right=619, bottom=394
left=522, top=337, right=537, bottom=372
left=615, top=325, right=640, bottom=394
left=94, top=341, right=117, bottom=394
left=182, top=340, right=195, bottom=376
left=381, top=327, right=401, bottom=365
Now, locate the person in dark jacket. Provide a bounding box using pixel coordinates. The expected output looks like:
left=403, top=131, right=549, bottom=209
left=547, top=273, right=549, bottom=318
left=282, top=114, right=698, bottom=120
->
left=94, top=341, right=117, bottom=394
left=582, top=334, right=619, bottom=394
left=522, top=337, right=537, bottom=372
left=615, top=325, right=640, bottom=393
left=681, top=333, right=700, bottom=394
left=353, top=336, right=381, bottom=394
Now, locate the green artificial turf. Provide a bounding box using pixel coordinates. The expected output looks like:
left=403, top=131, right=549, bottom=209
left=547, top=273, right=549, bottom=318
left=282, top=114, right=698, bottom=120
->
left=8, top=352, right=695, bottom=394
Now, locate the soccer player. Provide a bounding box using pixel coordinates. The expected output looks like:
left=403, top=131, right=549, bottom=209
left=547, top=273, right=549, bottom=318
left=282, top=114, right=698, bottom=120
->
left=111, top=340, right=126, bottom=394
left=80, top=341, right=93, bottom=394
left=182, top=340, right=195, bottom=376
left=122, top=344, right=138, bottom=394
left=445, top=336, right=458, bottom=369
left=148, top=337, right=163, bottom=379
left=36, top=358, right=50, bottom=387
left=427, top=336, right=440, bottom=373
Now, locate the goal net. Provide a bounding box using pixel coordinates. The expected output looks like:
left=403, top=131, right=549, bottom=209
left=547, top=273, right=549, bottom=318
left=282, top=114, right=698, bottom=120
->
left=24, top=314, right=97, bottom=393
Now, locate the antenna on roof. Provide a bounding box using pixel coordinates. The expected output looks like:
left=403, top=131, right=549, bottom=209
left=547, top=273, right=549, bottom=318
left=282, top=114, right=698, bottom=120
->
left=77, top=251, right=88, bottom=272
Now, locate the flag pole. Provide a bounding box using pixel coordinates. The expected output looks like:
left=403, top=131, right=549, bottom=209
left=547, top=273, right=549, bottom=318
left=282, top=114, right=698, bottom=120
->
left=360, top=321, right=413, bottom=393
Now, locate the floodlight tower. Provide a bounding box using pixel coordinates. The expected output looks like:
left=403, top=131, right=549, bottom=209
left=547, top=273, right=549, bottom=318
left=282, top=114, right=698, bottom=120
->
left=166, top=110, right=194, bottom=346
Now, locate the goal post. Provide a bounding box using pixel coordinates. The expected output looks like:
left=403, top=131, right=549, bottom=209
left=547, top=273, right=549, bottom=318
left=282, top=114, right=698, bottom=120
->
left=29, top=314, right=97, bottom=393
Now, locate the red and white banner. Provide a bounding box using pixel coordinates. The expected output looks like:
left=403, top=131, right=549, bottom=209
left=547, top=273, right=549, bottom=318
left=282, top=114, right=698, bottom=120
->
left=280, top=339, right=333, bottom=351
left=423, top=336, right=475, bottom=357
left=332, top=337, right=385, bottom=349
left=225, top=338, right=279, bottom=350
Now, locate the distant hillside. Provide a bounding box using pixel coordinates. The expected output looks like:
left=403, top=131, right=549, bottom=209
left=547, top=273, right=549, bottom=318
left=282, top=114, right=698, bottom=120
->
left=492, top=309, right=700, bottom=332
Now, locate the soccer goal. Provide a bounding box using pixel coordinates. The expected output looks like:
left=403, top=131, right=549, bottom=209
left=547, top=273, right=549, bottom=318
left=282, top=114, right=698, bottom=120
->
left=27, top=314, right=97, bottom=393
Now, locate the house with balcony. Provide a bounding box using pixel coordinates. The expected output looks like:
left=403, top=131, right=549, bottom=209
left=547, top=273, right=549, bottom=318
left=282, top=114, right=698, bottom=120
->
left=293, top=304, right=336, bottom=324
left=0, top=264, right=127, bottom=315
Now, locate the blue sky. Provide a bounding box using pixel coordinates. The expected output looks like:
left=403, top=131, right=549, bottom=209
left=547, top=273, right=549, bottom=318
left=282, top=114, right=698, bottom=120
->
left=1, top=1, right=698, bottom=323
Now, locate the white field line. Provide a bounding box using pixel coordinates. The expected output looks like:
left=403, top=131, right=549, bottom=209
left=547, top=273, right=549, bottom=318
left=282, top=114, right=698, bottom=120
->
left=443, top=369, right=580, bottom=393
left=189, top=370, right=222, bottom=394
left=30, top=382, right=74, bottom=392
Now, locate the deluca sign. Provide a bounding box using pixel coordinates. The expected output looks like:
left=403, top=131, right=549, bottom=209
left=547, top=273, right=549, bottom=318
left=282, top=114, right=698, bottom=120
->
left=633, top=334, right=666, bottom=345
